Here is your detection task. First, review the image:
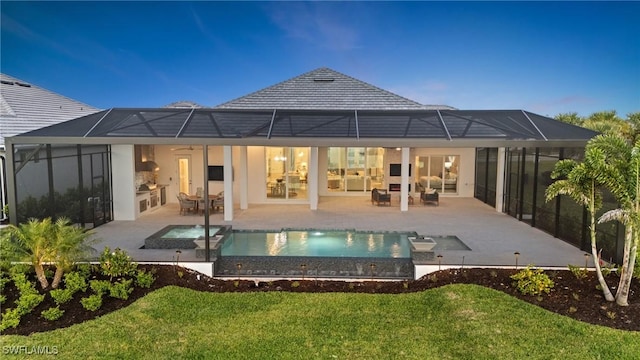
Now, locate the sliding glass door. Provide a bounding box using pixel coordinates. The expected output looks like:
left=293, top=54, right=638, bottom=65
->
left=327, top=147, right=384, bottom=192
left=415, top=155, right=459, bottom=194
left=265, top=147, right=308, bottom=200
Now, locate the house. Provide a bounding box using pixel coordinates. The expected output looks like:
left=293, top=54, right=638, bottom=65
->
left=0, top=73, right=100, bottom=222
left=6, top=68, right=619, bottom=261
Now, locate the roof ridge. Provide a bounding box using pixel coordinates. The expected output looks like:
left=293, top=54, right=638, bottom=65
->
left=214, top=67, right=440, bottom=110
left=214, top=68, right=327, bottom=108
left=314, top=68, right=425, bottom=108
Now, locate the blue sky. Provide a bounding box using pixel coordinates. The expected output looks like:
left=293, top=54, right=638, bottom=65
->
left=2, top=1, right=639, bottom=117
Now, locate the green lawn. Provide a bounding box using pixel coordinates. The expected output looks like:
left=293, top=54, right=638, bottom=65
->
left=2, top=284, right=638, bottom=359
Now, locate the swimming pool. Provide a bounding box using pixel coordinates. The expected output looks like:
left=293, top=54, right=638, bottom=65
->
left=221, top=230, right=411, bottom=258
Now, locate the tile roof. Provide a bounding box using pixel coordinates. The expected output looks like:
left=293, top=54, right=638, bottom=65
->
left=215, top=67, right=455, bottom=110
left=0, top=73, right=100, bottom=148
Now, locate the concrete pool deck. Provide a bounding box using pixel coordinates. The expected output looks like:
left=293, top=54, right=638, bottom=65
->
left=92, top=196, right=588, bottom=275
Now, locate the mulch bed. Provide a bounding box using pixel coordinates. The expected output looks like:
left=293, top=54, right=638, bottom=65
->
left=2, top=265, right=638, bottom=336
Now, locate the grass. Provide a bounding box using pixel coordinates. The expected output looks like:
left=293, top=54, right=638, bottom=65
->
left=2, top=284, right=639, bottom=359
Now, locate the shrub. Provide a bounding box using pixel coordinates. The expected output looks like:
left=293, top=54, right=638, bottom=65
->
left=9, top=263, right=33, bottom=276
left=41, top=306, right=65, bottom=321
left=44, top=268, right=54, bottom=280
left=81, top=294, right=103, bottom=311
left=11, top=273, right=37, bottom=296
left=75, top=263, right=94, bottom=280
left=601, top=262, right=617, bottom=277
left=0, top=308, right=22, bottom=331
left=109, top=278, right=133, bottom=300
left=16, top=293, right=45, bottom=315
left=0, top=294, right=6, bottom=305
left=135, top=269, right=155, bottom=289
left=0, top=274, right=10, bottom=292
left=50, top=288, right=73, bottom=305
left=100, top=247, right=137, bottom=279
left=568, top=264, right=588, bottom=280
left=63, top=271, right=88, bottom=293
left=89, top=280, right=111, bottom=296
left=511, top=266, right=555, bottom=296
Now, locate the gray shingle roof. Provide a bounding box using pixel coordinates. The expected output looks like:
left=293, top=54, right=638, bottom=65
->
left=215, top=67, right=455, bottom=111
left=0, top=73, right=100, bottom=148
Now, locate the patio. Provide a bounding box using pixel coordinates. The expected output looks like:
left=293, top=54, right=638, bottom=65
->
left=92, top=196, right=588, bottom=276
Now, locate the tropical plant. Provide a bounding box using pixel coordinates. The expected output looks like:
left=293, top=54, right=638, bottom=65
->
left=545, top=142, right=615, bottom=301
left=555, top=112, right=584, bottom=126
left=49, top=218, right=96, bottom=289
left=0, top=218, right=57, bottom=289
left=589, top=134, right=640, bottom=306
left=0, top=217, right=96, bottom=290
left=582, top=111, right=632, bottom=140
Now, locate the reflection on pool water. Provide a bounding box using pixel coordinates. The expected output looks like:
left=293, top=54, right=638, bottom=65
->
left=221, top=230, right=411, bottom=258
left=160, top=225, right=221, bottom=239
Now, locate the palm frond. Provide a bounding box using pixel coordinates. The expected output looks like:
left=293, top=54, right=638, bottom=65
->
left=598, top=209, right=630, bottom=225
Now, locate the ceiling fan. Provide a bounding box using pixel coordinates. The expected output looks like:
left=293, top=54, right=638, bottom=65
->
left=170, top=145, right=201, bottom=151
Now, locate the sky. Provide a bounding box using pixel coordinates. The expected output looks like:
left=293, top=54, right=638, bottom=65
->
left=1, top=1, right=639, bottom=118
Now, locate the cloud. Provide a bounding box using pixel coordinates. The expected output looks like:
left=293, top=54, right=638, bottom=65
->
left=388, top=80, right=453, bottom=106
left=266, top=3, right=361, bottom=52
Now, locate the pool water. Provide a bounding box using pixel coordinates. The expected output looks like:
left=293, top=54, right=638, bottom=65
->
left=221, top=230, right=411, bottom=258
left=160, top=226, right=221, bottom=239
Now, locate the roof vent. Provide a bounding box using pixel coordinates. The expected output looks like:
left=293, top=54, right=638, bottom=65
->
left=313, top=78, right=335, bottom=82
left=16, top=82, right=32, bottom=88
left=0, top=80, right=15, bottom=85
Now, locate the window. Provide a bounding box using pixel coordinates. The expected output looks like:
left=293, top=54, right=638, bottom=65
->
left=415, top=155, right=459, bottom=194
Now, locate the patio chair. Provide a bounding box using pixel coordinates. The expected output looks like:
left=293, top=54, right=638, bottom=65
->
left=420, top=189, right=439, bottom=206
left=371, top=188, right=391, bottom=206
left=195, top=187, right=209, bottom=214
left=211, top=191, right=224, bottom=212
left=177, top=192, right=197, bottom=215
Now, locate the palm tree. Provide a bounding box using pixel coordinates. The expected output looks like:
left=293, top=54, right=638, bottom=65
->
left=49, top=218, right=96, bottom=289
left=545, top=150, right=615, bottom=302
left=0, top=217, right=97, bottom=290
left=589, top=134, right=639, bottom=306
left=0, top=218, right=56, bottom=289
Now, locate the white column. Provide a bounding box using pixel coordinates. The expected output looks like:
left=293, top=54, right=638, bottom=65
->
left=495, top=147, right=506, bottom=213
left=238, top=146, right=248, bottom=210
left=309, top=147, right=319, bottom=210
left=223, top=146, right=234, bottom=221
left=111, top=145, right=136, bottom=220
left=400, top=147, right=410, bottom=212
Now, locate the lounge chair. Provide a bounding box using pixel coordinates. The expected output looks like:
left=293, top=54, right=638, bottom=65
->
left=420, top=189, right=439, bottom=206
left=371, top=188, right=391, bottom=206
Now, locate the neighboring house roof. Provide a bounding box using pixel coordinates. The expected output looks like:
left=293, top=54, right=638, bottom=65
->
left=215, top=67, right=456, bottom=110
left=0, top=73, right=100, bottom=149
left=164, top=100, right=206, bottom=109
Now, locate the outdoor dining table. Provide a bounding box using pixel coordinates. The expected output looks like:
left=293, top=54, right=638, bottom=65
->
left=185, top=194, right=219, bottom=213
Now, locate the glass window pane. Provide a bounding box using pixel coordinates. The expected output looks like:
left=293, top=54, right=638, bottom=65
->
left=443, top=155, right=458, bottom=194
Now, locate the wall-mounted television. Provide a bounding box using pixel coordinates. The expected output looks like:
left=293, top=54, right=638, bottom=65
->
left=207, top=165, right=224, bottom=181
left=389, top=163, right=411, bottom=176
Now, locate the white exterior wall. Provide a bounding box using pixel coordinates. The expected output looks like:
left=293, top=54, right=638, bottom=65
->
left=111, top=145, right=136, bottom=220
